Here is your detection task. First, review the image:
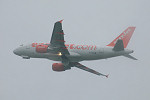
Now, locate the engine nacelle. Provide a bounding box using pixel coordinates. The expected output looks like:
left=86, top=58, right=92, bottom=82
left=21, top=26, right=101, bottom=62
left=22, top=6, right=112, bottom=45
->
left=36, top=45, right=49, bottom=53
left=52, top=63, right=65, bottom=72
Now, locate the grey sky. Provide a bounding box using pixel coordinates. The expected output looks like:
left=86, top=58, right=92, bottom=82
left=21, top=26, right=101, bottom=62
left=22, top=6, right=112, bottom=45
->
left=0, top=0, right=150, bottom=100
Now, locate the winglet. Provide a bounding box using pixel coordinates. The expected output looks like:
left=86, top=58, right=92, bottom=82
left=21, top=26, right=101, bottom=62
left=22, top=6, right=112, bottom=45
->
left=105, top=74, right=109, bottom=78
left=59, top=19, right=64, bottom=23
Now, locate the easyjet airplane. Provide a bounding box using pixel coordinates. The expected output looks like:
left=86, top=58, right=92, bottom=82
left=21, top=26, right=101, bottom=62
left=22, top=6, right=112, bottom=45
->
left=13, top=20, right=137, bottom=77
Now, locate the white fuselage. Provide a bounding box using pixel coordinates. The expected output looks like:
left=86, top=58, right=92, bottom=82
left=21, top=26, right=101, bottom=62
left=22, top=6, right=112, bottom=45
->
left=13, top=43, right=133, bottom=62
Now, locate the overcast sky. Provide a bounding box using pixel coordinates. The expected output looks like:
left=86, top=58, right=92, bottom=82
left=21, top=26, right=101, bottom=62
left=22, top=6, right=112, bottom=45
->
left=0, top=0, right=150, bottom=100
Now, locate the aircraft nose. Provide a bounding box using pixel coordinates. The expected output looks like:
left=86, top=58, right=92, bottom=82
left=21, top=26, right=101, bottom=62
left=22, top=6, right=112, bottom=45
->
left=13, top=48, right=20, bottom=55
left=13, top=49, right=17, bottom=55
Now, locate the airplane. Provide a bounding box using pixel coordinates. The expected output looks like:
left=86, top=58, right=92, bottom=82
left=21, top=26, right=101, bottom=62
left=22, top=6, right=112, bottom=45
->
left=13, top=20, right=137, bottom=78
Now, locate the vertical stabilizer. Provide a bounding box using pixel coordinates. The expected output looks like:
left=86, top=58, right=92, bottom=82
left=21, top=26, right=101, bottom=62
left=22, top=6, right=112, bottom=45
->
left=107, top=27, right=136, bottom=48
left=113, top=39, right=124, bottom=51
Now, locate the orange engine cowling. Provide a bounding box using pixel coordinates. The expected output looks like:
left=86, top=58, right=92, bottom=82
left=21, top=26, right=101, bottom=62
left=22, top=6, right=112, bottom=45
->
left=36, top=45, right=48, bottom=53
left=52, top=63, right=65, bottom=72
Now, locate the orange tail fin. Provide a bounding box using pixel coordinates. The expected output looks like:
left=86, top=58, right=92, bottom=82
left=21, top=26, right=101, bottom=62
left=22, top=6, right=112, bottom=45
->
left=107, top=27, right=136, bottom=48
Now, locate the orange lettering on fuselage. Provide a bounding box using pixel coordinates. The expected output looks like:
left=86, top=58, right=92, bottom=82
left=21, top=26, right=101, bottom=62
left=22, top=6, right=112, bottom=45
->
left=65, top=44, right=97, bottom=50
left=32, top=43, right=49, bottom=47
left=32, top=43, right=97, bottom=50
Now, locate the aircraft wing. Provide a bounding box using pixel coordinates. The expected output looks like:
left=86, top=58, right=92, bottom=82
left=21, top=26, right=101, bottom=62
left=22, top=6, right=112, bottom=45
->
left=50, top=20, right=69, bottom=55
left=73, top=62, right=108, bottom=77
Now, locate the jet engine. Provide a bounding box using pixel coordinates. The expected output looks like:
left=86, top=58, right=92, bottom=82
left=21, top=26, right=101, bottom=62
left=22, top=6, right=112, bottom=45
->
left=36, top=45, right=49, bottom=53
left=52, top=63, right=66, bottom=71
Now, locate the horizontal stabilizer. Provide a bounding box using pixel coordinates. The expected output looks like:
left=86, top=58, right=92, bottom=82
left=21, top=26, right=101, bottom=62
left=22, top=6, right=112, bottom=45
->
left=123, top=54, right=138, bottom=60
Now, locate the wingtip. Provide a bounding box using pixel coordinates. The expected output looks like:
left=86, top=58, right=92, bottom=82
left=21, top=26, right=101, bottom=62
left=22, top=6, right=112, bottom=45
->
left=59, top=19, right=64, bottom=23
left=106, top=74, right=109, bottom=78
